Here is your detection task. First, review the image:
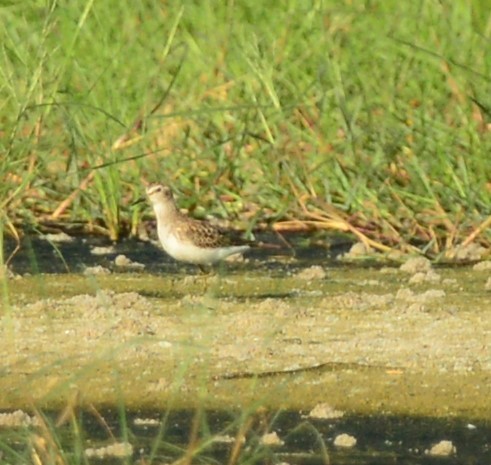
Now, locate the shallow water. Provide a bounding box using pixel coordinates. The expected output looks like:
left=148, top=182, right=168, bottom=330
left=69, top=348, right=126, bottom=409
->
left=93, top=409, right=491, bottom=464
left=1, top=408, right=490, bottom=464
left=1, top=234, right=491, bottom=462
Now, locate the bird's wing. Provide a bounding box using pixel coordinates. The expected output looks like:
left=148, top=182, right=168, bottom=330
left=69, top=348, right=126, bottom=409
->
left=175, top=218, right=251, bottom=249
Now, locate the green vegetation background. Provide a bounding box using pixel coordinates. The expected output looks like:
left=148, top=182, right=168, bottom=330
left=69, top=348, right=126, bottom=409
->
left=1, top=0, right=490, bottom=252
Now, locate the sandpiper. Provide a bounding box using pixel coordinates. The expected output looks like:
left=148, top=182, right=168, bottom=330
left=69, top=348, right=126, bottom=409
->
left=143, top=183, right=251, bottom=266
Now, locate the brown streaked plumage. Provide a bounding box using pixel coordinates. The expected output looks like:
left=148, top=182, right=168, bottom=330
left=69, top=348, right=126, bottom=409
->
left=145, top=183, right=251, bottom=265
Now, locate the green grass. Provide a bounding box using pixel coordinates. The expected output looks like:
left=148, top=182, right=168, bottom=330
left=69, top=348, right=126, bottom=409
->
left=0, top=405, right=333, bottom=465
left=1, top=0, right=490, bottom=255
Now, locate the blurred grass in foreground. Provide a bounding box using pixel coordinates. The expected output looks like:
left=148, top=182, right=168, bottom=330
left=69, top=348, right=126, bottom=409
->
left=1, top=0, right=490, bottom=255
left=0, top=405, right=330, bottom=465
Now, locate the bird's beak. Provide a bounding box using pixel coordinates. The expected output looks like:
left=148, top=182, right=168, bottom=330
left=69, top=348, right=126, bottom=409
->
left=131, top=196, right=146, bottom=207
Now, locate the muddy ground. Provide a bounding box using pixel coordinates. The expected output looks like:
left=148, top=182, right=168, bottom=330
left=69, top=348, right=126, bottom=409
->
left=1, top=251, right=490, bottom=420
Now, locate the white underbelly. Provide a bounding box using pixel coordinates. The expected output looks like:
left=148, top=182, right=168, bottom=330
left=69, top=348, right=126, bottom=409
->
left=158, top=229, right=249, bottom=265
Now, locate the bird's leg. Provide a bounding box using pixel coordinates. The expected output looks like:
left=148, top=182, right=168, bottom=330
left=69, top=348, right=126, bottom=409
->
left=198, top=264, right=212, bottom=275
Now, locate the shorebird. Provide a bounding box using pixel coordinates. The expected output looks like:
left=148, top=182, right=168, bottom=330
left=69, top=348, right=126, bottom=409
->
left=142, top=183, right=251, bottom=266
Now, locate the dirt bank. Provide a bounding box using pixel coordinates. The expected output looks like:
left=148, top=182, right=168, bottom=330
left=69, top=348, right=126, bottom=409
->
left=1, top=262, right=490, bottom=419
